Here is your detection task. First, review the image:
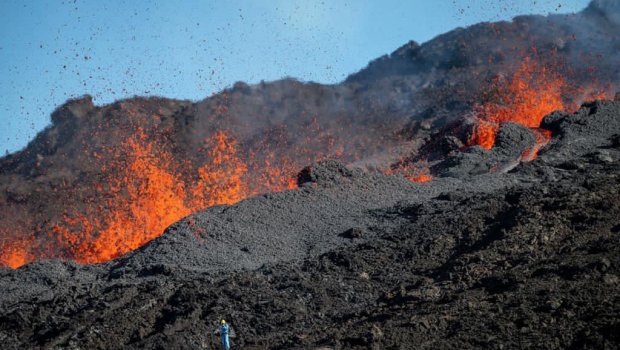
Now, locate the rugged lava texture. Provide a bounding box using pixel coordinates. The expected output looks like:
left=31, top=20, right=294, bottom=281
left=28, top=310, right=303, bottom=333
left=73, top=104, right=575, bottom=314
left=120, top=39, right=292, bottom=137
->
left=1, top=100, right=619, bottom=349
left=1, top=1, right=620, bottom=348
left=1, top=0, right=619, bottom=265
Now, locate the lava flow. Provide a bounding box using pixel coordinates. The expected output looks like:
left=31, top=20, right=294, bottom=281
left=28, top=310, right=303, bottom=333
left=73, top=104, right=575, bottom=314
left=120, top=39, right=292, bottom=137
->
left=49, top=129, right=249, bottom=264
left=0, top=61, right=610, bottom=269
left=0, top=128, right=301, bottom=268
left=468, top=56, right=564, bottom=151
left=520, top=129, right=553, bottom=162
left=468, top=56, right=607, bottom=156
left=390, top=160, right=433, bottom=183
left=0, top=236, right=33, bottom=269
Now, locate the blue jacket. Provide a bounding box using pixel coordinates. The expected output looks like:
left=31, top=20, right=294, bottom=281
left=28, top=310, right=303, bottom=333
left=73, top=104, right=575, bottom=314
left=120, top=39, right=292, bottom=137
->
left=220, top=324, right=229, bottom=337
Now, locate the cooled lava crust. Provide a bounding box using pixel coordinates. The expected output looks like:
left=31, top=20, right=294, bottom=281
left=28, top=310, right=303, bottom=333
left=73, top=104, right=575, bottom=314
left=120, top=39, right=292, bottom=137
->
left=0, top=100, right=619, bottom=349
left=1, top=1, right=620, bottom=348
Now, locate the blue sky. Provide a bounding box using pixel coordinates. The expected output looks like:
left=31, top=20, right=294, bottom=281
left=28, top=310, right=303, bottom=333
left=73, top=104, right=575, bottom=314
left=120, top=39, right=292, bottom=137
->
left=0, top=0, right=590, bottom=154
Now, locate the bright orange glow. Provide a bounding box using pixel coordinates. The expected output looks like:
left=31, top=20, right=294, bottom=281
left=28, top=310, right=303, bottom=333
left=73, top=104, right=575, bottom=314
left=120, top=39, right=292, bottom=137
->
left=468, top=55, right=608, bottom=159
left=386, top=159, right=433, bottom=183
left=250, top=152, right=299, bottom=194
left=192, top=131, right=249, bottom=208
left=469, top=120, right=497, bottom=151
left=469, top=57, right=565, bottom=150
left=0, top=236, right=33, bottom=269
left=520, top=129, right=552, bottom=162
left=408, top=174, right=433, bottom=183
left=0, top=127, right=303, bottom=267
left=50, top=129, right=197, bottom=263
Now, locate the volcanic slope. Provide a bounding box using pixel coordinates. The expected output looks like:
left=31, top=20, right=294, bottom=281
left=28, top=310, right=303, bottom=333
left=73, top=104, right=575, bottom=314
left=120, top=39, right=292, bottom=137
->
left=1, top=100, right=619, bottom=349
left=1, top=0, right=620, bottom=266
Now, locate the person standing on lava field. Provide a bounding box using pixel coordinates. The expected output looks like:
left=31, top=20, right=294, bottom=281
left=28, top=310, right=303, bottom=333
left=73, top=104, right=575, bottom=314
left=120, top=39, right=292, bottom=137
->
left=214, top=319, right=232, bottom=350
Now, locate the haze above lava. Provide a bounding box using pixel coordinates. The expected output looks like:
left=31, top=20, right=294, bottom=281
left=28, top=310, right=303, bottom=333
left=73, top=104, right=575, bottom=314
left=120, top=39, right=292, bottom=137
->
left=1, top=0, right=618, bottom=268
left=0, top=2, right=620, bottom=348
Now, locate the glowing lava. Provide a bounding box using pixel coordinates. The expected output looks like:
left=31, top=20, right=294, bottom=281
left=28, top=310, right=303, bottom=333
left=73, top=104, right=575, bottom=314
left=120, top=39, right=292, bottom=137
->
left=1, top=57, right=609, bottom=269
left=468, top=56, right=608, bottom=155
left=408, top=174, right=433, bottom=183
left=0, top=236, right=33, bottom=269
left=385, top=159, right=433, bottom=183
left=51, top=129, right=198, bottom=263
left=520, top=129, right=552, bottom=162
left=469, top=57, right=564, bottom=151
left=192, top=131, right=249, bottom=208
left=1, top=129, right=297, bottom=267
left=402, top=162, right=433, bottom=183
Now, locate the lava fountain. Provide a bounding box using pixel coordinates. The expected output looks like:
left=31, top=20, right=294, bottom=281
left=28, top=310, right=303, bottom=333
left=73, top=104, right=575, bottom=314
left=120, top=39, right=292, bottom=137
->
left=467, top=55, right=608, bottom=158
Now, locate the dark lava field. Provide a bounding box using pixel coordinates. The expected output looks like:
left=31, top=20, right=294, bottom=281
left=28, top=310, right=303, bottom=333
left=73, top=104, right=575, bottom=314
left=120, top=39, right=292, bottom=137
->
left=1, top=100, right=619, bottom=349
left=1, top=1, right=620, bottom=349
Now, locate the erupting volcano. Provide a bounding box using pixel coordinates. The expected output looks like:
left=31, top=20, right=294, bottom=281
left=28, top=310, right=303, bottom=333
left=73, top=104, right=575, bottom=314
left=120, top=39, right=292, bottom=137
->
left=0, top=13, right=612, bottom=268
left=468, top=55, right=607, bottom=154
left=0, top=92, right=442, bottom=268
left=48, top=129, right=259, bottom=264
left=0, top=121, right=336, bottom=268
left=1, top=1, right=620, bottom=348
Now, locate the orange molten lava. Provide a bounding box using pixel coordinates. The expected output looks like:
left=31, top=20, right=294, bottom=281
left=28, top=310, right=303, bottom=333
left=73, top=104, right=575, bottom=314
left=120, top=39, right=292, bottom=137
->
left=408, top=174, right=433, bottom=183
left=192, top=131, right=249, bottom=208
left=0, top=236, right=33, bottom=269
left=1, top=125, right=339, bottom=268
left=468, top=56, right=608, bottom=154
left=51, top=129, right=197, bottom=263
left=520, top=129, right=552, bottom=162
left=1, top=120, right=419, bottom=268
left=387, top=159, right=433, bottom=183
left=469, top=57, right=565, bottom=150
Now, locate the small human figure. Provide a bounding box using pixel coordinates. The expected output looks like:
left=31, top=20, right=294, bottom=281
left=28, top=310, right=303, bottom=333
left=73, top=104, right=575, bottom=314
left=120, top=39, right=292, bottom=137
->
left=214, top=319, right=231, bottom=350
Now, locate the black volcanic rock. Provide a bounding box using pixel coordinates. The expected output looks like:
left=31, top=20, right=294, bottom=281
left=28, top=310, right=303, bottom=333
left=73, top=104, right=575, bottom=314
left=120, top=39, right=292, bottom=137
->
left=432, top=122, right=539, bottom=177
left=1, top=1, right=620, bottom=264
left=297, top=160, right=359, bottom=186
left=0, top=100, right=619, bottom=349
left=541, top=100, right=620, bottom=165
left=1, top=2, right=620, bottom=349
